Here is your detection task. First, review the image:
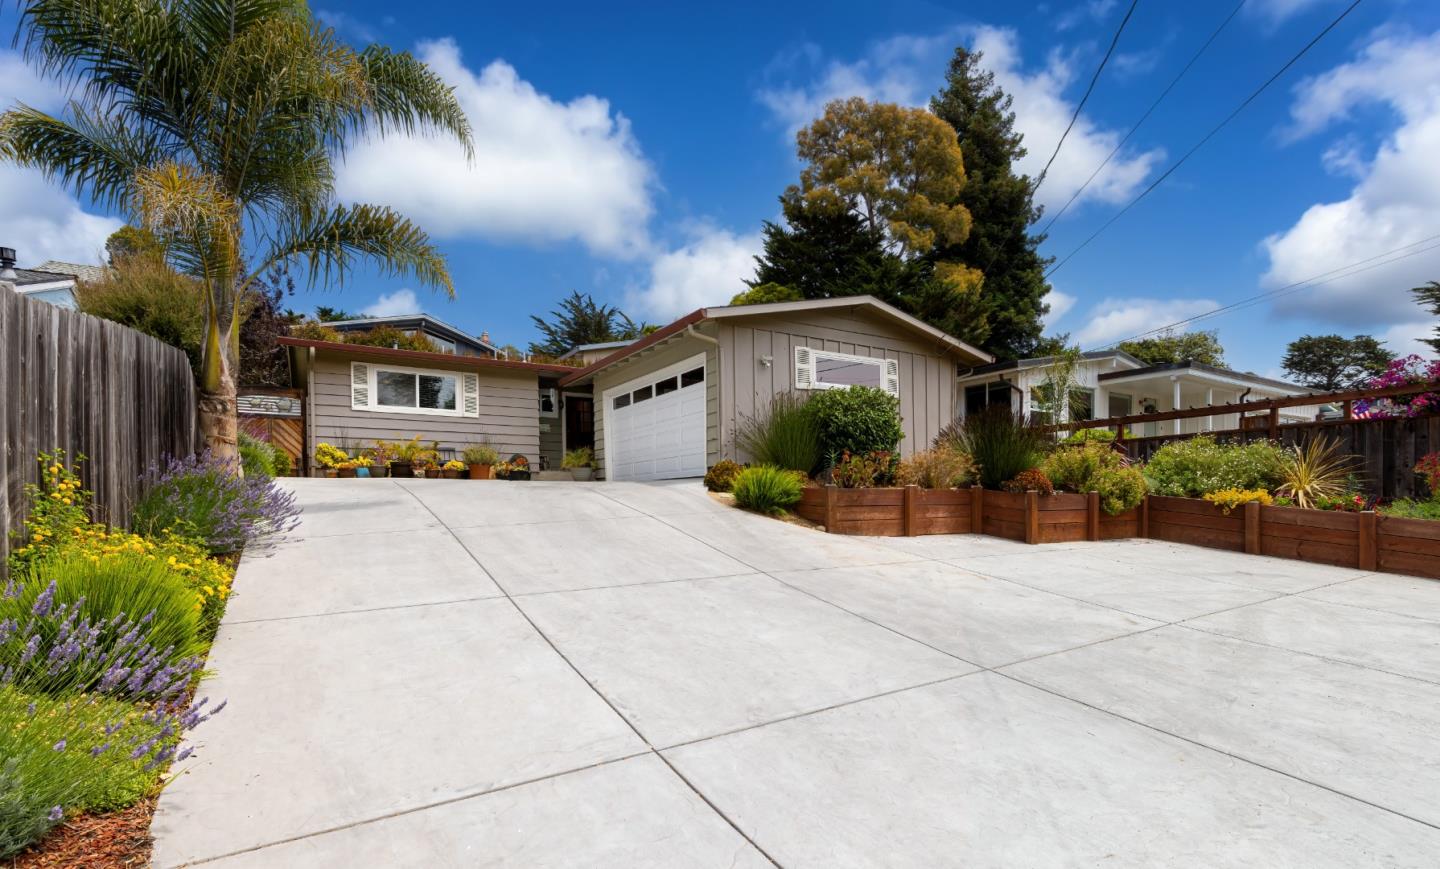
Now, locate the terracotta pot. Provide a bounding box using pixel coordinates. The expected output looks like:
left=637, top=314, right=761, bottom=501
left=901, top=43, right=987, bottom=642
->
left=389, top=461, right=413, bottom=478
left=468, top=463, right=493, bottom=480
left=337, top=467, right=357, bottom=478
left=424, top=468, right=442, bottom=479
left=369, top=465, right=389, bottom=478
left=442, top=468, right=461, bottom=479
left=321, top=468, right=337, bottom=478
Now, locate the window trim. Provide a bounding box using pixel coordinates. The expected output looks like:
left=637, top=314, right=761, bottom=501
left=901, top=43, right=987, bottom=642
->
left=794, top=347, right=899, bottom=396
left=539, top=386, right=559, bottom=418
left=352, top=361, right=471, bottom=418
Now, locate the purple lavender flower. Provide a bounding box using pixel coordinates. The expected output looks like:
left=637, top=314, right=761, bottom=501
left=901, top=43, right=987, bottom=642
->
left=48, top=806, right=63, bottom=822
left=31, top=581, right=56, bottom=617
left=52, top=739, right=66, bottom=752
left=134, top=451, right=302, bottom=554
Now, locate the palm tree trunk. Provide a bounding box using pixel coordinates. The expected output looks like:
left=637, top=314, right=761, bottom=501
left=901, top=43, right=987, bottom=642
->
left=198, top=295, right=239, bottom=461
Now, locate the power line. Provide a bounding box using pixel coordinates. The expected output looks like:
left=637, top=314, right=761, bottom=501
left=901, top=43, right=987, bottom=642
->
left=1044, top=0, right=1365, bottom=280
left=1037, top=0, right=1247, bottom=237
left=1089, top=233, right=1440, bottom=350
left=1031, top=0, right=1141, bottom=195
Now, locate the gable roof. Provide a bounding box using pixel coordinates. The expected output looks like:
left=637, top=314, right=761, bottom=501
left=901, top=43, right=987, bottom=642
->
left=559, top=295, right=991, bottom=387
left=6, top=267, right=77, bottom=289
left=557, top=339, right=636, bottom=359
left=958, top=349, right=1146, bottom=379
left=1097, top=360, right=1309, bottom=393
left=35, top=260, right=109, bottom=283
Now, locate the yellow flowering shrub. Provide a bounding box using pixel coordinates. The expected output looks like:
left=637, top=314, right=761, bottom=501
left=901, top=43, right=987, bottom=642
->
left=7, top=451, right=92, bottom=575
left=1202, top=488, right=1273, bottom=514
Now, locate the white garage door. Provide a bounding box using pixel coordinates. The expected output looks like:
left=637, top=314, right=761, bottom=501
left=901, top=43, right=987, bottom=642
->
left=604, top=353, right=707, bottom=481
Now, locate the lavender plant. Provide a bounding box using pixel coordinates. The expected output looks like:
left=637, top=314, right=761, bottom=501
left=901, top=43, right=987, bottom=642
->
left=132, top=452, right=301, bottom=554
left=0, top=579, right=223, bottom=855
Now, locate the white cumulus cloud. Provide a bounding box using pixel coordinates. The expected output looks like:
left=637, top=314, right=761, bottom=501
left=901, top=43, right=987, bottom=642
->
left=629, top=227, right=763, bottom=321
left=1043, top=289, right=1078, bottom=330
left=361, top=288, right=423, bottom=317
left=1261, top=29, right=1440, bottom=328
left=0, top=52, right=122, bottom=265
left=1073, top=297, right=1220, bottom=347
left=335, top=39, right=656, bottom=258
left=755, top=25, right=1164, bottom=216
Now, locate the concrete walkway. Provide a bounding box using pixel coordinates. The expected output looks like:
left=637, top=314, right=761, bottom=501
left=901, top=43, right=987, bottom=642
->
left=151, top=478, right=1440, bottom=867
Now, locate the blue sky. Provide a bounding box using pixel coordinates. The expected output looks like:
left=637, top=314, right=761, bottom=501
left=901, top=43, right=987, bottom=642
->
left=3, top=0, right=1438, bottom=375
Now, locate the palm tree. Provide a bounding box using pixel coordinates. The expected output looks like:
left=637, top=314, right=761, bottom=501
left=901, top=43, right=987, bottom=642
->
left=0, top=0, right=473, bottom=458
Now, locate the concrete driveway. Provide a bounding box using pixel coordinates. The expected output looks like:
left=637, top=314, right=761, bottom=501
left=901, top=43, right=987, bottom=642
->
left=151, top=478, right=1440, bottom=867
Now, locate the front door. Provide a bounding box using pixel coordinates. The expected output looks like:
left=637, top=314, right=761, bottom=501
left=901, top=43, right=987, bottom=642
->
left=564, top=396, right=594, bottom=452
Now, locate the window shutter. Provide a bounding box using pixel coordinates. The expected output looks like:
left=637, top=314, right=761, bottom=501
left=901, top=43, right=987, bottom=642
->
left=884, top=358, right=900, bottom=397
left=350, top=362, right=370, bottom=409
left=462, top=373, right=480, bottom=417
left=794, top=346, right=813, bottom=389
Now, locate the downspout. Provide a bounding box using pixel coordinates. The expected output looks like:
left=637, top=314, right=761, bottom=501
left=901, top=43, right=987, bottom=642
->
left=685, top=324, right=722, bottom=468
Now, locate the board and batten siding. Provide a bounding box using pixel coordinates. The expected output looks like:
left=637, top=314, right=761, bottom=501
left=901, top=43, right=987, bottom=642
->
left=306, top=350, right=540, bottom=469
left=591, top=329, right=720, bottom=479
left=716, top=310, right=957, bottom=460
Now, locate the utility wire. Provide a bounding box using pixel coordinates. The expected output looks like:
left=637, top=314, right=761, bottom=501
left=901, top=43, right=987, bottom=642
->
left=1037, top=0, right=1247, bottom=237
left=1089, top=232, right=1440, bottom=350
left=1044, top=0, right=1365, bottom=280
left=1032, top=0, right=1141, bottom=196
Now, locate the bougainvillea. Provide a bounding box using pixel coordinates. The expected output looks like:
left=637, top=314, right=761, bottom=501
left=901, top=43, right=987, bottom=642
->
left=1353, top=355, right=1440, bottom=418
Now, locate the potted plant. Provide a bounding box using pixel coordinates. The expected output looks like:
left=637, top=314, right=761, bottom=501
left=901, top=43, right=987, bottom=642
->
left=368, top=441, right=394, bottom=478
left=336, top=459, right=358, bottom=478
left=389, top=435, right=426, bottom=478
left=442, top=459, right=466, bottom=479
left=562, top=447, right=594, bottom=481
left=315, top=442, right=349, bottom=478
left=351, top=456, right=374, bottom=478
left=505, top=454, right=531, bottom=481
left=462, top=443, right=499, bottom=480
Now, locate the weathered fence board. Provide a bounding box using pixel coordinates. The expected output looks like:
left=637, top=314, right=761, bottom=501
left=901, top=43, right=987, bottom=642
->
left=1, top=286, right=199, bottom=575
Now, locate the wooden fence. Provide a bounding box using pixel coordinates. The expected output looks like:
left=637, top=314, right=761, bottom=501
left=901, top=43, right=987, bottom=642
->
left=237, top=386, right=304, bottom=474
left=1, top=285, right=200, bottom=574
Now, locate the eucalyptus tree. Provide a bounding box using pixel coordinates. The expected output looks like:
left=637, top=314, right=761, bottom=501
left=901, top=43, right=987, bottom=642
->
left=0, top=0, right=472, bottom=457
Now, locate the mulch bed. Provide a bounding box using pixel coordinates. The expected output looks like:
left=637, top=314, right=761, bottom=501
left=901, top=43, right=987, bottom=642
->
left=10, top=798, right=156, bottom=869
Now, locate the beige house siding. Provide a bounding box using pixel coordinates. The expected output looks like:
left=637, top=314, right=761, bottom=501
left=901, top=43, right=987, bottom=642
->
left=305, top=349, right=540, bottom=471
left=716, top=310, right=957, bottom=460
left=591, top=328, right=720, bottom=478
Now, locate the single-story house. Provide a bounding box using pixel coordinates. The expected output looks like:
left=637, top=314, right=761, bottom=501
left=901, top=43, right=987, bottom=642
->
left=0, top=248, right=86, bottom=309
left=956, top=350, right=1319, bottom=436
left=278, top=295, right=992, bottom=480
left=557, top=296, right=991, bottom=481
left=323, top=314, right=500, bottom=357
left=277, top=337, right=591, bottom=473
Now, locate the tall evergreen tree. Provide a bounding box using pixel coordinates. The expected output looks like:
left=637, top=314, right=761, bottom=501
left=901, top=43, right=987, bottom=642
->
left=528, top=291, right=646, bottom=357
left=1413, top=281, right=1440, bottom=353
left=930, top=46, right=1053, bottom=361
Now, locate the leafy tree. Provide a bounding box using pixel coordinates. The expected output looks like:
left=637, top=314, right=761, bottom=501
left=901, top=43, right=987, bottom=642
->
left=1281, top=334, right=1393, bottom=391
left=1, top=0, right=471, bottom=459
left=238, top=269, right=296, bottom=387
left=751, top=194, right=893, bottom=300
left=529, top=291, right=646, bottom=356
left=104, top=225, right=165, bottom=263
left=730, top=282, right=802, bottom=306
left=1117, top=331, right=1226, bottom=367
left=1413, top=281, right=1440, bottom=353
left=76, top=253, right=205, bottom=374
left=314, top=306, right=357, bottom=322
left=930, top=46, right=1053, bottom=361
left=794, top=97, right=974, bottom=259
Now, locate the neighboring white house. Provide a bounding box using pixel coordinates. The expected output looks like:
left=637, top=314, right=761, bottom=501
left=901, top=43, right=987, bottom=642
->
left=0, top=248, right=94, bottom=310
left=956, top=350, right=1319, bottom=436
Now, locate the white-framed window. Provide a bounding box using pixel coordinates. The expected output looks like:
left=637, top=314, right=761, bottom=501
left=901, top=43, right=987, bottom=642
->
left=539, top=387, right=559, bottom=417
left=794, top=347, right=899, bottom=396
left=350, top=361, right=479, bottom=417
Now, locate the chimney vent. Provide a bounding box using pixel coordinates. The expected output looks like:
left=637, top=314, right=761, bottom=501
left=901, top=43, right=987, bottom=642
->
left=0, top=246, right=16, bottom=280
left=480, top=330, right=491, bottom=344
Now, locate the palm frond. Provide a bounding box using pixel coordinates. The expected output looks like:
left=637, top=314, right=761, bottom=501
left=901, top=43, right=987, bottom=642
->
left=257, top=204, right=455, bottom=297
left=357, top=45, right=474, bottom=158
left=0, top=102, right=166, bottom=209
left=130, top=161, right=242, bottom=289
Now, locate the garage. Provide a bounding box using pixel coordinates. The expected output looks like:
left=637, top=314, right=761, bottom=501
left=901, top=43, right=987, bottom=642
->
left=602, top=353, right=707, bottom=481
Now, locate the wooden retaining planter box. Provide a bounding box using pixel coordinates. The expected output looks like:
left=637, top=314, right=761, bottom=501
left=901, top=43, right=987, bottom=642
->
left=795, top=486, right=1440, bottom=580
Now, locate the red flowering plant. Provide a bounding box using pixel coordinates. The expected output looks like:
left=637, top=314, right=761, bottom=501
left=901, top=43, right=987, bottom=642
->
left=1353, top=355, right=1440, bottom=418
left=1414, top=452, right=1440, bottom=497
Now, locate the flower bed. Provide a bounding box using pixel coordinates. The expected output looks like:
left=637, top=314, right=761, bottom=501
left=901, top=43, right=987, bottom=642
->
left=798, top=486, right=1129, bottom=543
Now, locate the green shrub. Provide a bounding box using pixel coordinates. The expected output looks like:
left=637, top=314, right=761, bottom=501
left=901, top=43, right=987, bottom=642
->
left=1143, top=436, right=1286, bottom=497
left=831, top=451, right=898, bottom=488
left=806, top=386, right=903, bottom=460
left=2, top=552, right=205, bottom=686
left=561, top=447, right=593, bottom=469
left=955, top=406, right=1050, bottom=489
left=1042, top=443, right=1121, bottom=491
left=238, top=432, right=288, bottom=478
left=704, top=460, right=743, bottom=493
left=737, top=393, right=822, bottom=473
left=461, top=443, right=499, bottom=466
left=1001, top=468, right=1054, bottom=495
left=1379, top=498, right=1440, bottom=520
left=75, top=254, right=205, bottom=377
left=896, top=448, right=976, bottom=489
left=1062, top=428, right=1130, bottom=444
left=732, top=466, right=806, bottom=516
left=1092, top=465, right=1148, bottom=515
